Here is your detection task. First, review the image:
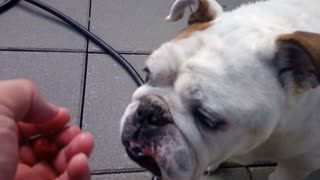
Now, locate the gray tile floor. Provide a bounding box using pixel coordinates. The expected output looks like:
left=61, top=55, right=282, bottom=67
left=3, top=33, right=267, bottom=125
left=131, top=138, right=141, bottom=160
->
left=1, top=0, right=319, bottom=179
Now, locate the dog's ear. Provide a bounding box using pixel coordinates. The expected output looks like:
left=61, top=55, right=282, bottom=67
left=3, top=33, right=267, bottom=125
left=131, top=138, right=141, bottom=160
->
left=274, top=31, right=320, bottom=91
left=166, top=0, right=223, bottom=24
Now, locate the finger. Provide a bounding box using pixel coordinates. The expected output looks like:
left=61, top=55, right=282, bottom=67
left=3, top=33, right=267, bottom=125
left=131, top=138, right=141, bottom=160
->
left=18, top=122, right=38, bottom=139
left=67, top=153, right=91, bottom=180
left=19, top=145, right=37, bottom=166
left=14, top=163, right=34, bottom=180
left=56, top=153, right=91, bottom=180
left=0, top=79, right=60, bottom=123
left=25, top=126, right=79, bottom=163
left=54, top=133, right=94, bottom=174
left=18, top=110, right=70, bottom=140
left=37, top=109, right=70, bottom=136
left=55, top=126, right=81, bottom=147
left=14, top=163, right=54, bottom=180
left=31, top=162, right=57, bottom=179
left=27, top=126, right=79, bottom=163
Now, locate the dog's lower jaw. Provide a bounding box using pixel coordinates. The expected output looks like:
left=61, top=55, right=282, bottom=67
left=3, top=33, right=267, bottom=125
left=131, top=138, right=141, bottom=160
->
left=157, top=153, right=197, bottom=180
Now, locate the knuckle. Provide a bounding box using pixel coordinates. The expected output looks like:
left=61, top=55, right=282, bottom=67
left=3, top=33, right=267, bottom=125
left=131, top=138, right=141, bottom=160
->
left=3, top=79, right=38, bottom=96
left=16, top=79, right=37, bottom=92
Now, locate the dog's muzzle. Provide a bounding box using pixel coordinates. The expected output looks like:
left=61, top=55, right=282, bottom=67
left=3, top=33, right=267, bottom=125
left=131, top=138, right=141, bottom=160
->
left=121, top=96, right=171, bottom=176
left=121, top=95, right=196, bottom=179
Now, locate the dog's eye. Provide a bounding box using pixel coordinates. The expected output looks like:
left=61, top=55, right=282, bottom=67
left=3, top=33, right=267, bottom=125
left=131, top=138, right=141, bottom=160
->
left=143, top=67, right=151, bottom=82
left=192, top=106, right=227, bottom=131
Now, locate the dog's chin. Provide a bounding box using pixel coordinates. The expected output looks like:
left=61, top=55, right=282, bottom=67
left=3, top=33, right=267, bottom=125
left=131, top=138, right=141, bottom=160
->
left=157, top=147, right=196, bottom=180
left=126, top=141, right=197, bottom=180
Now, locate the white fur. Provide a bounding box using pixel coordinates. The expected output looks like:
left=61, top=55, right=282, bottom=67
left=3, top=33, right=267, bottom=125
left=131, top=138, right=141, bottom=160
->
left=207, top=0, right=223, bottom=16
left=121, top=0, right=320, bottom=179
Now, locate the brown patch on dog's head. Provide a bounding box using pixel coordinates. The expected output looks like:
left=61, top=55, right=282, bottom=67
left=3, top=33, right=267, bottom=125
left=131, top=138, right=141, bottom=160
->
left=175, top=22, right=212, bottom=40
left=167, top=71, right=178, bottom=85
left=188, top=0, right=216, bottom=25
left=274, top=31, right=320, bottom=104
left=277, top=31, right=320, bottom=70
left=174, top=0, right=217, bottom=40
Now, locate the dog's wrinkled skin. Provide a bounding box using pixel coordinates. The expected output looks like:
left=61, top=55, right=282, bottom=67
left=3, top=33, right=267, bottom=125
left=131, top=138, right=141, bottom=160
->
left=120, top=0, right=320, bottom=179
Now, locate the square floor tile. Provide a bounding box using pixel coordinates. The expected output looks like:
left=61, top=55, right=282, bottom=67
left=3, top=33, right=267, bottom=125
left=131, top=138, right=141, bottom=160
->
left=306, top=170, right=320, bottom=180
left=250, top=167, right=320, bottom=180
left=89, top=0, right=191, bottom=52
left=249, top=167, right=274, bottom=180
left=0, top=0, right=89, bottom=50
left=0, top=51, right=85, bottom=125
left=83, top=53, right=146, bottom=171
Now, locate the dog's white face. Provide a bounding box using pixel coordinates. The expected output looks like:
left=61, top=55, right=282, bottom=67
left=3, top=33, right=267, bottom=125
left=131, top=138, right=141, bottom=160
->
left=121, top=38, right=284, bottom=178
left=120, top=0, right=320, bottom=179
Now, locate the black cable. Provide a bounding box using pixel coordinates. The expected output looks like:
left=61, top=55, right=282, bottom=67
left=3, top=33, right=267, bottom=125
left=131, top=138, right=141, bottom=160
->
left=0, top=0, right=20, bottom=14
left=0, top=0, right=144, bottom=86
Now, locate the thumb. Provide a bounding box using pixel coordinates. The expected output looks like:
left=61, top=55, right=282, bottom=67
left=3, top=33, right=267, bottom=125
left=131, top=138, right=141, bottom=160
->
left=0, top=79, right=59, bottom=123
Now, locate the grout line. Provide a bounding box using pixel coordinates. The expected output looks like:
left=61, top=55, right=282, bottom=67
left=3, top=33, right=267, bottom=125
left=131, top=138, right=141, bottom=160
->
left=220, top=163, right=277, bottom=169
left=91, top=163, right=277, bottom=175
left=218, top=162, right=277, bottom=168
left=0, top=48, right=87, bottom=53
left=246, top=167, right=254, bottom=180
left=78, top=0, right=93, bottom=129
left=78, top=51, right=88, bottom=129
left=91, top=168, right=147, bottom=175
left=0, top=47, right=151, bottom=55
left=189, top=5, right=194, bottom=13
left=246, top=163, right=277, bottom=168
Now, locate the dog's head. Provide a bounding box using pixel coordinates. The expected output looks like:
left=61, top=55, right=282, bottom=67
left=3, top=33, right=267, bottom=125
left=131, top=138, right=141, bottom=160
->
left=120, top=0, right=320, bottom=179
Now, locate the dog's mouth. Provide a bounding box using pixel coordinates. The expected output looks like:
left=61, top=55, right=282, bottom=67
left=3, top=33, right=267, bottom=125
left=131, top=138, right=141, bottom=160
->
left=123, top=134, right=197, bottom=180
left=121, top=98, right=198, bottom=180
left=124, top=140, right=162, bottom=177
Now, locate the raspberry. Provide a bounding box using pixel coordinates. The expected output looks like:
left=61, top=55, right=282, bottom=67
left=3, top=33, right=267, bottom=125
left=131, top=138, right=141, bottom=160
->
left=32, top=137, right=58, bottom=161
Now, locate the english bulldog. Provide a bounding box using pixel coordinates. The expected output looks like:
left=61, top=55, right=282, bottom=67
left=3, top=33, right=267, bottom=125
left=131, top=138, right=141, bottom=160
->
left=120, top=0, right=320, bottom=179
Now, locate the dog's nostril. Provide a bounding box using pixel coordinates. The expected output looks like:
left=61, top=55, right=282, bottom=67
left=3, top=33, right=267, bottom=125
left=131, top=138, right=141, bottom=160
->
left=136, top=108, right=144, bottom=118
left=135, top=107, right=167, bottom=126
left=132, top=146, right=143, bottom=156
left=149, top=116, right=158, bottom=125
left=148, top=115, right=171, bottom=127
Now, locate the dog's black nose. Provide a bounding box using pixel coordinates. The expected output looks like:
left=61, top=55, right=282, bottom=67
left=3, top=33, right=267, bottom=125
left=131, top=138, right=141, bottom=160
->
left=134, top=96, right=172, bottom=127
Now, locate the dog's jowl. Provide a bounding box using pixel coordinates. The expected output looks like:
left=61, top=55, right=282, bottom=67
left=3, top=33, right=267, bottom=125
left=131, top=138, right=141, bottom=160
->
left=120, top=0, right=320, bottom=180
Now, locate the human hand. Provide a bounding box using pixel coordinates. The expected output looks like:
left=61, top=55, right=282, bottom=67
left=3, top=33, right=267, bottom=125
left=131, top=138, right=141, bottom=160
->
left=0, top=79, right=94, bottom=180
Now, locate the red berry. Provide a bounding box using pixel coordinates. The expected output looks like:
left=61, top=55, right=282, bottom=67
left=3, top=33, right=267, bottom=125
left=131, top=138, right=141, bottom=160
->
left=32, top=137, right=58, bottom=161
